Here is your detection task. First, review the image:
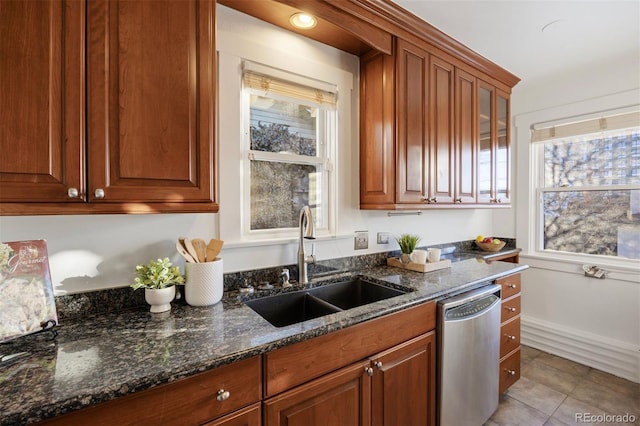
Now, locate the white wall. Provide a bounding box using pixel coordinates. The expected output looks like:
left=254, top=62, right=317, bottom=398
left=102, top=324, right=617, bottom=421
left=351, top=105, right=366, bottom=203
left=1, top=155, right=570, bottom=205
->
left=511, top=51, right=640, bottom=382
left=0, top=6, right=494, bottom=296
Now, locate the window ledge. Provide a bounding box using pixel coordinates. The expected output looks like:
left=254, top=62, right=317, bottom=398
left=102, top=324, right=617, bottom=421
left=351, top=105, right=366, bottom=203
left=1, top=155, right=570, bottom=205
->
left=223, top=233, right=353, bottom=249
left=520, top=252, right=640, bottom=283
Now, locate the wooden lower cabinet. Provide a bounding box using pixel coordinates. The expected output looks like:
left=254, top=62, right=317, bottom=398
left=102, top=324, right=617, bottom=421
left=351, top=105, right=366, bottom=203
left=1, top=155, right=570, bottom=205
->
left=371, top=333, right=436, bottom=426
left=264, top=360, right=372, bottom=426
left=496, top=272, right=522, bottom=394
left=204, top=402, right=262, bottom=426
left=39, top=356, right=262, bottom=426
left=265, top=332, right=436, bottom=426
left=263, top=302, right=437, bottom=426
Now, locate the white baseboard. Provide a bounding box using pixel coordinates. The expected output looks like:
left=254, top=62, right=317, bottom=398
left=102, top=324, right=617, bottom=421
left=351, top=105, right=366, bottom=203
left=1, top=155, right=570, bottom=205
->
left=521, top=315, right=640, bottom=384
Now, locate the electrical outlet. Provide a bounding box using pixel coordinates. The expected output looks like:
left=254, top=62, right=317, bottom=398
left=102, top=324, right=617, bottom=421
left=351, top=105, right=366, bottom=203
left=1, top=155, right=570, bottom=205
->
left=354, top=231, right=369, bottom=250
left=377, top=232, right=389, bottom=244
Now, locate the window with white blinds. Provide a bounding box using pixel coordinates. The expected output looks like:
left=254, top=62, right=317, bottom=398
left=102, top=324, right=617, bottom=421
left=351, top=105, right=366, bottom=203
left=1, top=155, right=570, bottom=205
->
left=241, top=62, right=337, bottom=237
left=532, top=109, right=640, bottom=259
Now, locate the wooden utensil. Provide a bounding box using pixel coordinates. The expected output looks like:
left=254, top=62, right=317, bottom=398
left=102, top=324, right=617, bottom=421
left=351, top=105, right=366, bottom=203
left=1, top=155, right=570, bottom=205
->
left=183, top=237, right=200, bottom=263
left=206, top=239, right=224, bottom=262
left=191, top=238, right=207, bottom=263
left=176, top=239, right=196, bottom=263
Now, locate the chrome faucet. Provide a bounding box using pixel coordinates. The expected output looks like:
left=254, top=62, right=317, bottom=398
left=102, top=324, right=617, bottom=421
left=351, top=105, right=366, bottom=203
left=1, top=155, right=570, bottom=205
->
left=298, top=206, right=316, bottom=284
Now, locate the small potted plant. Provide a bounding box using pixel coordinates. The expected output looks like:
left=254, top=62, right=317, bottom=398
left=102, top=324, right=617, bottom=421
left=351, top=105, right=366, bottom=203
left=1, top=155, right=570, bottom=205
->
left=131, top=258, right=185, bottom=313
left=396, top=233, right=421, bottom=264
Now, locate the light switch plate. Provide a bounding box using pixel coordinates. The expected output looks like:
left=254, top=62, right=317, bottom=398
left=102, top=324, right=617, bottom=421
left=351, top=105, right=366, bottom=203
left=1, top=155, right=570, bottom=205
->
left=377, top=232, right=389, bottom=244
left=354, top=231, right=369, bottom=250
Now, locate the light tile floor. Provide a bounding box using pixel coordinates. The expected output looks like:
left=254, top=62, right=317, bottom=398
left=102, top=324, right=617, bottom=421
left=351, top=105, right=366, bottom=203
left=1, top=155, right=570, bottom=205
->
left=486, top=346, right=639, bottom=426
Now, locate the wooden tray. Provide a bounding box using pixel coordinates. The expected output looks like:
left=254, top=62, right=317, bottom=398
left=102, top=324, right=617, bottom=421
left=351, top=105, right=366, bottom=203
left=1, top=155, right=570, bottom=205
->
left=387, top=257, right=451, bottom=273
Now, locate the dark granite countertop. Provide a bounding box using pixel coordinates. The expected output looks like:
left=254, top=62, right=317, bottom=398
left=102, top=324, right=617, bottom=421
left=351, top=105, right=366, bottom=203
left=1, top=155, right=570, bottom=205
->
left=0, top=256, right=527, bottom=425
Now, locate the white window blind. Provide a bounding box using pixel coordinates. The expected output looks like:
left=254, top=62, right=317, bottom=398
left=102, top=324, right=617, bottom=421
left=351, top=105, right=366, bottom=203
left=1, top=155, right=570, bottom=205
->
left=243, top=71, right=337, bottom=110
left=531, top=110, right=640, bottom=143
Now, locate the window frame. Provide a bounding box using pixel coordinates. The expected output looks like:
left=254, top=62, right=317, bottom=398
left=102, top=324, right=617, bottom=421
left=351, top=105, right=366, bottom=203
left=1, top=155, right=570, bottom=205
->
left=531, top=116, right=640, bottom=262
left=240, top=82, right=336, bottom=239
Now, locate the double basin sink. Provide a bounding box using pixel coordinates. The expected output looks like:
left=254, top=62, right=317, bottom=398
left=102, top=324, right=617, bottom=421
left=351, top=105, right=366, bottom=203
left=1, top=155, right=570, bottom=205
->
left=245, top=277, right=409, bottom=327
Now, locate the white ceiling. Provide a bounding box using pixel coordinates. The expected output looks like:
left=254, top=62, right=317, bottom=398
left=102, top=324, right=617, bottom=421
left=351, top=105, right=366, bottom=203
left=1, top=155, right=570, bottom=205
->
left=392, top=0, right=640, bottom=86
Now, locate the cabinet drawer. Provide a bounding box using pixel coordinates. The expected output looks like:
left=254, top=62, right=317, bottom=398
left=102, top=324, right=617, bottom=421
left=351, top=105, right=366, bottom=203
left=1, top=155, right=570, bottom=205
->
left=41, top=356, right=261, bottom=426
left=496, top=273, right=521, bottom=299
left=499, top=348, right=521, bottom=393
left=500, top=316, right=521, bottom=358
left=501, top=295, right=521, bottom=323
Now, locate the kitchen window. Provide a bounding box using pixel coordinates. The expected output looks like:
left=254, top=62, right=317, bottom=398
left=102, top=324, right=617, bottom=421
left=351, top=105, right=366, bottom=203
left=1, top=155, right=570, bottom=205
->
left=532, top=110, right=640, bottom=260
left=241, top=62, right=337, bottom=238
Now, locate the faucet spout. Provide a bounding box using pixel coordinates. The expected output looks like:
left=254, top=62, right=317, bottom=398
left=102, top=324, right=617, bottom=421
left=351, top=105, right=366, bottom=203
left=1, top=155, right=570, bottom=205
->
left=298, top=206, right=316, bottom=284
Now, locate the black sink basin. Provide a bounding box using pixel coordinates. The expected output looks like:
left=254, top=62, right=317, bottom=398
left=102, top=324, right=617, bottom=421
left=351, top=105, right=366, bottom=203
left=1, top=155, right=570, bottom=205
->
left=308, top=278, right=406, bottom=310
left=245, top=277, right=408, bottom=327
left=245, top=292, right=341, bottom=328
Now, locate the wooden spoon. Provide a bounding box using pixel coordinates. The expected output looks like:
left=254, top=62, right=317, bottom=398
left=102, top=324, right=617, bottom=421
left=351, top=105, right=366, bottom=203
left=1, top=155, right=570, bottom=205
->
left=183, top=237, right=200, bottom=263
left=191, top=238, right=207, bottom=263
left=206, top=239, right=224, bottom=262
left=176, top=239, right=196, bottom=263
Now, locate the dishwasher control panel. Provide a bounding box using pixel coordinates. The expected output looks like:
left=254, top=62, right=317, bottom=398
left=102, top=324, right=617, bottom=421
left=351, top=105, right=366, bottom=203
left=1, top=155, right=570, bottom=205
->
left=445, top=294, right=500, bottom=320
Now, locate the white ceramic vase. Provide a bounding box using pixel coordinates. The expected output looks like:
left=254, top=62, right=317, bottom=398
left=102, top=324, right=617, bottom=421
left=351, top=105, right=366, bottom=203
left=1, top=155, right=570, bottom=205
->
left=145, top=286, right=176, bottom=313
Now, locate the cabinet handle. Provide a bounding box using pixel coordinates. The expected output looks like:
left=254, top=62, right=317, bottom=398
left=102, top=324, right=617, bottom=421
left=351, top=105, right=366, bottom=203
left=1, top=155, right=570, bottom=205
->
left=430, top=197, right=437, bottom=203
left=506, top=335, right=516, bottom=341
left=497, top=198, right=502, bottom=203
left=365, top=367, right=374, bottom=377
left=454, top=198, right=462, bottom=203
left=67, top=188, right=79, bottom=198
left=508, top=284, right=517, bottom=289
left=216, top=389, right=230, bottom=401
left=94, top=188, right=105, bottom=199
left=374, top=361, right=383, bottom=370
left=506, top=369, right=517, bottom=376
left=505, top=307, right=517, bottom=312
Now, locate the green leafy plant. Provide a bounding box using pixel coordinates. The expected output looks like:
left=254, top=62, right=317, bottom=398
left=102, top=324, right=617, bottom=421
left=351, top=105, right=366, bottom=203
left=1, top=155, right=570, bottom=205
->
left=131, top=258, right=185, bottom=290
left=396, top=234, right=421, bottom=254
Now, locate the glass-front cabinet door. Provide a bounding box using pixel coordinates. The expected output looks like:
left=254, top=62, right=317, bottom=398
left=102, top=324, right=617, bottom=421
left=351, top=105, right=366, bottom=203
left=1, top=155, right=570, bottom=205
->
left=477, top=82, right=511, bottom=205
left=495, top=91, right=511, bottom=203
left=477, top=84, right=494, bottom=203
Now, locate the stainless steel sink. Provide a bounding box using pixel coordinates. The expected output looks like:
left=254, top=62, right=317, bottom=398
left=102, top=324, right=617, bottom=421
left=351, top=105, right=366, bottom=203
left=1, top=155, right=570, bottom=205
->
left=245, top=277, right=408, bottom=327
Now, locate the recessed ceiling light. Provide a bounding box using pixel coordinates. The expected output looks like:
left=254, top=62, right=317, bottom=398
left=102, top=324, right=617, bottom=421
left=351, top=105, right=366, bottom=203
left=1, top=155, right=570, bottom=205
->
left=290, top=12, right=317, bottom=30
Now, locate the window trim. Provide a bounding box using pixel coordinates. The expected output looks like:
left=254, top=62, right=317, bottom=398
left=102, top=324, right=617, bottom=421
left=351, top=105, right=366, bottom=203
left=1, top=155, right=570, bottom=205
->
left=529, top=109, right=639, bottom=263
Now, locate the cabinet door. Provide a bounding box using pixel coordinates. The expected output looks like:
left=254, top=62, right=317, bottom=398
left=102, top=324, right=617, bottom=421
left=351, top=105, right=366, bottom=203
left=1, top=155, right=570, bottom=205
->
left=477, top=82, right=494, bottom=204
left=264, top=360, right=371, bottom=426
left=454, top=68, right=477, bottom=204
left=204, top=402, right=261, bottom=426
left=429, top=57, right=455, bottom=204
left=360, top=50, right=395, bottom=209
left=396, top=39, right=429, bottom=204
left=0, top=0, right=84, bottom=203
left=495, top=90, right=511, bottom=204
left=87, top=0, right=215, bottom=205
left=371, top=332, right=436, bottom=426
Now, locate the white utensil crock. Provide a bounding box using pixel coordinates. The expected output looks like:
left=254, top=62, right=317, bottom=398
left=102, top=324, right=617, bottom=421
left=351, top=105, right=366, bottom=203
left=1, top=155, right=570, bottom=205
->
left=185, top=258, right=223, bottom=306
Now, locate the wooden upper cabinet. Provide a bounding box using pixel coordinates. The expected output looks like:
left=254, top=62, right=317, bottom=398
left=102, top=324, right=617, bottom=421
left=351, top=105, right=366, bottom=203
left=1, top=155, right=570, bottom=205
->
left=0, top=0, right=217, bottom=215
left=87, top=0, right=215, bottom=206
left=396, top=39, right=429, bottom=204
left=0, top=0, right=85, bottom=204
left=359, top=50, right=395, bottom=209
left=455, top=68, right=477, bottom=204
left=428, top=56, right=455, bottom=205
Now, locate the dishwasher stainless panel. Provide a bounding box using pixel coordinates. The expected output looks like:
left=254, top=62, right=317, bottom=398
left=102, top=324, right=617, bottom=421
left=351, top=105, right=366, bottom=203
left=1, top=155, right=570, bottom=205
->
left=438, top=284, right=502, bottom=426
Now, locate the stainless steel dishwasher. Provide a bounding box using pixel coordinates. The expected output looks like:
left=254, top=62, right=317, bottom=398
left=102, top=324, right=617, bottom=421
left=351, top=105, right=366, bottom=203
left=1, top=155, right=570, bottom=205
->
left=437, top=284, right=502, bottom=426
